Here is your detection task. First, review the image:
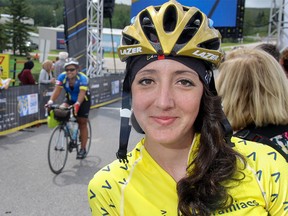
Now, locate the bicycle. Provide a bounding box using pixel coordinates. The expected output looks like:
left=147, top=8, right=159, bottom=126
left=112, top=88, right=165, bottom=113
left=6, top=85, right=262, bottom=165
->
left=47, top=105, right=92, bottom=174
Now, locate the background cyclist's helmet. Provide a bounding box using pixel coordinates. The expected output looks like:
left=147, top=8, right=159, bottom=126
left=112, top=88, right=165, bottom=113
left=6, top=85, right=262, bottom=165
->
left=64, top=58, right=79, bottom=68
left=117, top=0, right=223, bottom=67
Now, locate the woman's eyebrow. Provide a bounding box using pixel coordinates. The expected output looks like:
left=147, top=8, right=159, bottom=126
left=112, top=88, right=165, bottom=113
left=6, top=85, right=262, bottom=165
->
left=136, top=69, right=199, bottom=77
left=174, top=70, right=198, bottom=76
left=137, top=69, right=157, bottom=75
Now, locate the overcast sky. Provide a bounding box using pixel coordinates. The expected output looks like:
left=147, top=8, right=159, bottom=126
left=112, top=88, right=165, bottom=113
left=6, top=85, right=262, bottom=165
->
left=115, top=0, right=282, bottom=8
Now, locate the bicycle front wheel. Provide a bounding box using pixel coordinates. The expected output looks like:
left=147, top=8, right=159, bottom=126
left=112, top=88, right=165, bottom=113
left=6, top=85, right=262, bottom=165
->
left=48, top=125, right=68, bottom=174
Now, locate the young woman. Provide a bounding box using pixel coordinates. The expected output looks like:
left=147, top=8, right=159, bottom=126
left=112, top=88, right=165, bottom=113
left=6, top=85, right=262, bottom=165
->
left=88, top=1, right=288, bottom=215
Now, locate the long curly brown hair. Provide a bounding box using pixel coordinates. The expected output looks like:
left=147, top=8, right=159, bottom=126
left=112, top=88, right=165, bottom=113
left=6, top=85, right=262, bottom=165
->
left=177, top=86, right=246, bottom=216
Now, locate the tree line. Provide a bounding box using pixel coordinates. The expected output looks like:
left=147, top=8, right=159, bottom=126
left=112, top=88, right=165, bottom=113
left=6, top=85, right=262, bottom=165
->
left=0, top=0, right=131, bottom=55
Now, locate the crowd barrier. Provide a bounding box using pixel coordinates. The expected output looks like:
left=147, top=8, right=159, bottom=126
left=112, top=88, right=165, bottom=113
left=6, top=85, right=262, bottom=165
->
left=0, top=73, right=125, bottom=136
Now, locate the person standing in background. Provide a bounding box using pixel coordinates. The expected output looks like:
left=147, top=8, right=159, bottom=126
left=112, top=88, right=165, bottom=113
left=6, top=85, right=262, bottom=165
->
left=255, top=43, right=280, bottom=61
left=216, top=48, right=288, bottom=158
left=54, top=52, right=69, bottom=79
left=18, top=60, right=36, bottom=85
left=0, top=66, right=12, bottom=90
left=38, top=60, right=56, bottom=85
left=279, top=47, right=288, bottom=78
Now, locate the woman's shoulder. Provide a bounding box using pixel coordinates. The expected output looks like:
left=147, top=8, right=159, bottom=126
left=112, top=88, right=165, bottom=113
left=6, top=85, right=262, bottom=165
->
left=39, top=68, right=47, bottom=73
left=89, top=141, right=144, bottom=188
left=231, top=136, right=287, bottom=168
left=88, top=155, right=135, bottom=198
left=91, top=158, right=129, bottom=181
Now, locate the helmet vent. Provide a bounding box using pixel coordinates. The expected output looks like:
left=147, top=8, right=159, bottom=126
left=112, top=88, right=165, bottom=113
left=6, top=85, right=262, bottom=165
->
left=182, top=6, right=189, bottom=12
left=199, top=38, right=220, bottom=50
left=176, top=11, right=202, bottom=45
left=163, top=5, right=177, bottom=32
left=140, top=12, right=159, bottom=43
left=122, top=33, right=139, bottom=45
left=154, top=6, right=161, bottom=12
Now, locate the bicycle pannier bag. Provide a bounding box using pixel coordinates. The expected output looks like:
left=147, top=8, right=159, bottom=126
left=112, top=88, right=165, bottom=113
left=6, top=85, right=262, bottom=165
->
left=53, top=109, right=70, bottom=122
left=47, top=110, right=60, bottom=128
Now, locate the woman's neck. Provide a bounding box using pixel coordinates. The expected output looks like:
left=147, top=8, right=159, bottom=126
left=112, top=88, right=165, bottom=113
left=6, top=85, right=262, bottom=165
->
left=144, top=136, right=194, bottom=182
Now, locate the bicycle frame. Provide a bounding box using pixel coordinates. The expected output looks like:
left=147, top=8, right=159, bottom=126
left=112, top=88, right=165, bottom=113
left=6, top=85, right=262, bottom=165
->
left=65, top=120, right=79, bottom=152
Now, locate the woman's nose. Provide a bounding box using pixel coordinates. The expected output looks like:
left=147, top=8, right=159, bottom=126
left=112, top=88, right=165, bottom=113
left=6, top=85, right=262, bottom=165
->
left=154, top=84, right=175, bottom=110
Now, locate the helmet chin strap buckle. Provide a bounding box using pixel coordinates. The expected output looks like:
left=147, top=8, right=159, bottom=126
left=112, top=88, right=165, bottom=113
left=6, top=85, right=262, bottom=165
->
left=120, top=108, right=131, bottom=118
left=116, top=150, right=129, bottom=163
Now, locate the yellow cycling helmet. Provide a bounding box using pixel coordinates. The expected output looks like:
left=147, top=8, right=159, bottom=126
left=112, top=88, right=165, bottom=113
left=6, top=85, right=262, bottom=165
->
left=118, top=0, right=222, bottom=66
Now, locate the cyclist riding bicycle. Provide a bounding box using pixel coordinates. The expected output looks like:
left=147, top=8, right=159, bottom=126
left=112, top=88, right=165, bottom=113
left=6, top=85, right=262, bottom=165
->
left=46, top=58, right=91, bottom=159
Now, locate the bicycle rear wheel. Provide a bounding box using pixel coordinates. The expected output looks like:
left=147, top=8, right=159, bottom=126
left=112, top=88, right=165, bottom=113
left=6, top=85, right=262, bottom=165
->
left=85, top=120, right=92, bottom=156
left=48, top=125, right=68, bottom=174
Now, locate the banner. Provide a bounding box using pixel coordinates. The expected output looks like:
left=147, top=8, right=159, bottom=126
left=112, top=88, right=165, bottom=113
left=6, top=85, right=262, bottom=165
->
left=56, top=32, right=66, bottom=50
left=131, top=0, right=239, bottom=27
left=131, top=0, right=245, bottom=38
left=89, top=74, right=122, bottom=107
left=64, top=0, right=87, bottom=71
left=0, top=74, right=125, bottom=135
left=0, top=85, right=39, bottom=132
left=0, top=54, right=10, bottom=79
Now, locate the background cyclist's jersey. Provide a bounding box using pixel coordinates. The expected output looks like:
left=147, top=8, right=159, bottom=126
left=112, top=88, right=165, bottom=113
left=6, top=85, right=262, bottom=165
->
left=88, top=134, right=288, bottom=216
left=56, top=72, right=89, bottom=103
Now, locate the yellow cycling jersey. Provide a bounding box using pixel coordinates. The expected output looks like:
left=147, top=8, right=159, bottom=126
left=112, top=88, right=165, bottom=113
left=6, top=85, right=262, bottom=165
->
left=88, top=134, right=288, bottom=216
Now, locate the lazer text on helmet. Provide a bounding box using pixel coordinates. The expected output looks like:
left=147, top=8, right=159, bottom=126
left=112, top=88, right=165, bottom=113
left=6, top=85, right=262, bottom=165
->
left=119, top=47, right=142, bottom=55
left=192, top=50, right=219, bottom=61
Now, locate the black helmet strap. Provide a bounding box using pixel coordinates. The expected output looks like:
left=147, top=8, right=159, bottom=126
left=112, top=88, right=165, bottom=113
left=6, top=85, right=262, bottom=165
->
left=116, top=91, right=132, bottom=163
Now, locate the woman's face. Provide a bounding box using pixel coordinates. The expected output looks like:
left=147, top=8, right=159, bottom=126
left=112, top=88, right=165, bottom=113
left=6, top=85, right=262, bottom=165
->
left=131, top=59, right=204, bottom=147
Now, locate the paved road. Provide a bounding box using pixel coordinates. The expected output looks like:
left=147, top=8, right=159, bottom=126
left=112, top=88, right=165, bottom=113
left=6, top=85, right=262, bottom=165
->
left=0, top=101, right=142, bottom=216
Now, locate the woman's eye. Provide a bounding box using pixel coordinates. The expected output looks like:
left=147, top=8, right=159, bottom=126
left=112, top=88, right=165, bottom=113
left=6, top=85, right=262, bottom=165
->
left=138, top=78, right=153, bottom=85
left=178, top=79, right=194, bottom=87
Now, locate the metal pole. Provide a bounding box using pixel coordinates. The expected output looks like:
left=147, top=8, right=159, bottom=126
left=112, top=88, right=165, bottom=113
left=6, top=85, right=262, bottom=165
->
left=279, top=0, right=288, bottom=50
left=109, top=17, right=117, bottom=72
left=13, top=58, right=16, bottom=86
left=53, top=10, right=57, bottom=27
